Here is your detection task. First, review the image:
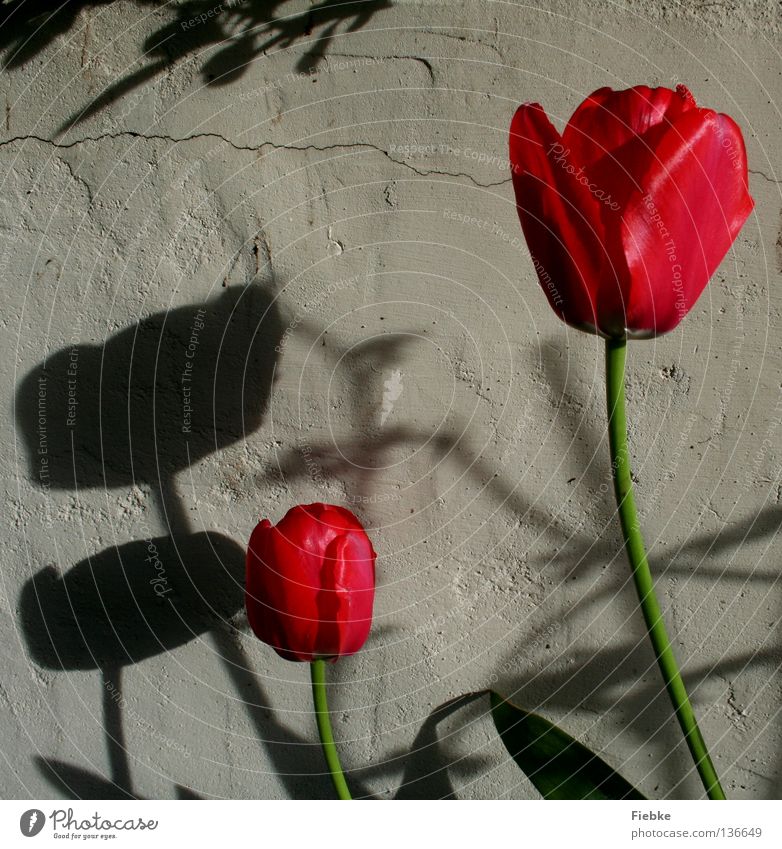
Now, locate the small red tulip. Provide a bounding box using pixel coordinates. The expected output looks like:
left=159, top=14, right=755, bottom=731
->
left=509, top=84, right=754, bottom=338
left=246, top=503, right=376, bottom=662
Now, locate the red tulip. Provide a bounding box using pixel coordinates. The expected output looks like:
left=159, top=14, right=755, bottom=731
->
left=509, top=84, right=754, bottom=338
left=246, top=503, right=376, bottom=662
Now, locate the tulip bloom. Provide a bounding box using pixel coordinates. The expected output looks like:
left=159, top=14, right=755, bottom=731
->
left=246, top=502, right=376, bottom=663
left=507, top=85, right=750, bottom=799
left=509, top=84, right=754, bottom=337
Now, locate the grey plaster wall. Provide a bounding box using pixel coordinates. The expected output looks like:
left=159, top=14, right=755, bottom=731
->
left=1, top=0, right=781, bottom=799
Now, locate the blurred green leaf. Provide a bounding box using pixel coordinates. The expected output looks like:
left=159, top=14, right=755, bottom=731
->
left=490, top=691, right=646, bottom=800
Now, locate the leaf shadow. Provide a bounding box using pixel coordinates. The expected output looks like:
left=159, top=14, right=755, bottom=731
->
left=1, top=0, right=395, bottom=132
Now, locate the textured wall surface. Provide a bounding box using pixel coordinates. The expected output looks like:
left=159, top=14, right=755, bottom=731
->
left=2, top=0, right=781, bottom=799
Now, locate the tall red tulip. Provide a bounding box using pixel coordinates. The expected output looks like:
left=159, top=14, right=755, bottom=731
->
left=508, top=84, right=753, bottom=799
left=246, top=502, right=376, bottom=663
left=509, top=84, right=754, bottom=337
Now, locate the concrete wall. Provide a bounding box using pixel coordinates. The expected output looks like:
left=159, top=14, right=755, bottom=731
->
left=2, top=0, right=781, bottom=799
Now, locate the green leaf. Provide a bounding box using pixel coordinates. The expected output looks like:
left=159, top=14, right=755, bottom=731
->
left=490, top=691, right=646, bottom=800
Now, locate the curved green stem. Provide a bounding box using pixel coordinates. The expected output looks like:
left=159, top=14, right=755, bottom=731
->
left=310, top=659, right=352, bottom=800
left=605, top=337, right=725, bottom=800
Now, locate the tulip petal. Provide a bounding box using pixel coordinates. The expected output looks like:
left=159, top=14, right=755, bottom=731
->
left=510, top=86, right=753, bottom=337
left=335, top=530, right=375, bottom=656
left=510, top=102, right=629, bottom=335
left=280, top=503, right=339, bottom=559
left=246, top=520, right=293, bottom=658
left=563, top=85, right=697, bottom=171
left=245, top=504, right=376, bottom=662
left=620, top=109, right=754, bottom=334
left=247, top=518, right=323, bottom=661
left=317, top=533, right=375, bottom=658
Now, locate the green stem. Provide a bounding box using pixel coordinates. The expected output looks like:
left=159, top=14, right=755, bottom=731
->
left=605, top=336, right=725, bottom=800
left=310, top=659, right=352, bottom=800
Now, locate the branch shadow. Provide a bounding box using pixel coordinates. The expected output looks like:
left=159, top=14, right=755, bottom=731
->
left=0, top=0, right=151, bottom=70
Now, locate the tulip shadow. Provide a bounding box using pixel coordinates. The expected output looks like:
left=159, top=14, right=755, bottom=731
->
left=19, top=531, right=246, bottom=797
left=20, top=532, right=372, bottom=798
left=213, top=626, right=375, bottom=799
left=15, top=283, right=282, bottom=498
left=21, top=533, right=247, bottom=671
left=14, top=279, right=383, bottom=798
left=16, top=281, right=305, bottom=797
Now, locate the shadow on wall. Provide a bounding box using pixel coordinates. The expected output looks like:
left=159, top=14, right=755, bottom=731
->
left=14, top=290, right=782, bottom=798
left=20, top=533, right=246, bottom=672
left=20, top=532, right=245, bottom=798
left=0, top=0, right=392, bottom=129
left=16, top=282, right=281, bottom=797
left=269, top=335, right=782, bottom=798
left=19, top=531, right=373, bottom=800
left=15, top=284, right=281, bottom=500
left=16, top=280, right=378, bottom=799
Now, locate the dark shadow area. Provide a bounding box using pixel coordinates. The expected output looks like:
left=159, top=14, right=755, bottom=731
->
left=0, top=1, right=151, bottom=70
left=0, top=1, right=391, bottom=130
left=391, top=691, right=487, bottom=799
left=15, top=284, right=282, bottom=495
left=35, top=756, right=138, bottom=799
left=20, top=532, right=369, bottom=798
left=212, top=626, right=375, bottom=799
left=15, top=280, right=381, bottom=798
left=20, top=532, right=245, bottom=670
left=34, top=757, right=205, bottom=799
left=20, top=531, right=245, bottom=797
left=15, top=279, right=324, bottom=798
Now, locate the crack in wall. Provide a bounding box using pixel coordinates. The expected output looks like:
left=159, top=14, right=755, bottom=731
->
left=326, top=51, right=436, bottom=83
left=748, top=168, right=782, bottom=186
left=8, top=129, right=773, bottom=189
left=0, top=131, right=511, bottom=189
